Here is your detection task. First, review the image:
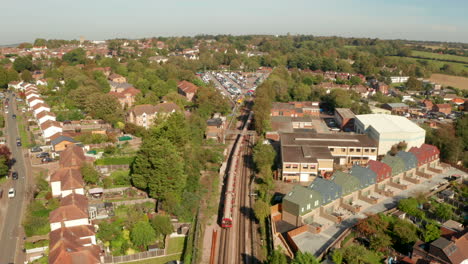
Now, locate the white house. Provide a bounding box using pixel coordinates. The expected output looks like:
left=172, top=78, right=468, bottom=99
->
left=36, top=79, right=48, bottom=86
left=25, top=91, right=40, bottom=100
left=7, top=81, right=23, bottom=89
left=50, top=167, right=84, bottom=197
left=390, top=76, right=409, bottom=83
left=49, top=194, right=90, bottom=231
left=27, top=96, right=44, bottom=108
left=40, top=120, right=62, bottom=139
left=36, top=111, right=56, bottom=125
left=18, top=82, right=34, bottom=91
left=32, top=103, right=51, bottom=116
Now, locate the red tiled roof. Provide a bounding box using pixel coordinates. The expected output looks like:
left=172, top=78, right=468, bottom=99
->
left=59, top=145, right=86, bottom=168
left=32, top=102, right=50, bottom=111
left=61, top=193, right=88, bottom=212
left=409, top=144, right=439, bottom=165
left=36, top=111, right=56, bottom=120
left=40, top=120, right=62, bottom=131
left=435, top=103, right=451, bottom=109
left=49, top=203, right=88, bottom=223
left=367, top=160, right=392, bottom=182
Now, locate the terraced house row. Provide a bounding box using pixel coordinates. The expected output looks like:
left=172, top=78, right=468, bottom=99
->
left=280, top=144, right=441, bottom=228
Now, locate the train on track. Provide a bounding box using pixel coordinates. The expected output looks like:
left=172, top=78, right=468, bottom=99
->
left=221, top=111, right=253, bottom=228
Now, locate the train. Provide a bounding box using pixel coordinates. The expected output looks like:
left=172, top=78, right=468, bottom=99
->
left=221, top=111, right=253, bottom=228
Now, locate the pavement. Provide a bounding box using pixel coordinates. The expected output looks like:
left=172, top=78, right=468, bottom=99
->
left=0, top=93, right=34, bottom=264
left=291, top=166, right=467, bottom=256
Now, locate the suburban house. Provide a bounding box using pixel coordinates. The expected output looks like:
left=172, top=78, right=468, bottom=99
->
left=381, top=103, right=409, bottom=114
left=412, top=231, right=468, bottom=264
left=109, top=87, right=141, bottom=108
left=177, top=80, right=199, bottom=101
left=409, top=144, right=440, bottom=169
left=127, top=102, right=180, bottom=129
left=32, top=103, right=51, bottom=116
left=280, top=132, right=378, bottom=182
left=25, top=90, right=40, bottom=100
left=108, top=73, right=126, bottom=83
left=422, top=99, right=434, bottom=109
left=366, top=160, right=392, bottom=183
left=334, top=108, right=355, bottom=130
left=108, top=81, right=134, bottom=93
left=8, top=81, right=23, bottom=89
left=51, top=135, right=79, bottom=152
left=433, top=104, right=452, bottom=115
left=27, top=96, right=45, bottom=108
left=40, top=120, right=63, bottom=140
left=58, top=145, right=86, bottom=168
left=49, top=225, right=100, bottom=264
left=36, top=79, right=48, bottom=86
left=49, top=193, right=90, bottom=231
left=50, top=168, right=85, bottom=197
left=355, top=114, right=426, bottom=155
left=271, top=102, right=320, bottom=117
left=149, top=56, right=169, bottom=63
left=36, top=111, right=56, bottom=125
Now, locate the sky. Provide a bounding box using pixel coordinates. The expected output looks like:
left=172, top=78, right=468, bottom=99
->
left=1, top=0, right=467, bottom=44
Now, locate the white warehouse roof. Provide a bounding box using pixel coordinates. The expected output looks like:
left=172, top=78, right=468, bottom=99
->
left=355, top=114, right=425, bottom=134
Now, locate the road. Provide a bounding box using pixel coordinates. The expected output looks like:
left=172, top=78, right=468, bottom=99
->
left=0, top=93, right=31, bottom=263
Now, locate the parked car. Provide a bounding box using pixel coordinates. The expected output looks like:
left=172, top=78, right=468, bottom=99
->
left=12, top=114, right=16, bottom=119
left=36, top=152, right=49, bottom=158
left=42, top=157, right=53, bottom=163
left=30, top=146, right=43, bottom=153
left=16, top=138, right=21, bottom=147
left=12, top=171, right=18, bottom=180
left=8, top=188, right=15, bottom=198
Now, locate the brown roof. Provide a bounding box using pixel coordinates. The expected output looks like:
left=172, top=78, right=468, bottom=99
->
left=36, top=111, right=56, bottom=120
left=59, top=145, right=86, bottom=168
left=61, top=193, right=89, bottom=213
left=131, top=102, right=180, bottom=116
left=109, top=87, right=141, bottom=98
left=50, top=168, right=84, bottom=190
left=178, top=80, right=199, bottom=94
left=32, top=102, right=50, bottom=111
left=49, top=235, right=100, bottom=264
left=49, top=203, right=88, bottom=223
left=40, top=120, right=62, bottom=131
left=281, top=132, right=377, bottom=148
left=108, top=73, right=124, bottom=80
left=435, top=103, right=451, bottom=109
left=27, top=96, right=43, bottom=103
left=49, top=225, right=95, bottom=245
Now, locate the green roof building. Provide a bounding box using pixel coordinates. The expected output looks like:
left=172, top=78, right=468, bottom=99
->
left=382, top=154, right=405, bottom=176
left=283, top=185, right=323, bottom=217
left=332, top=171, right=361, bottom=195
left=396, top=151, right=418, bottom=171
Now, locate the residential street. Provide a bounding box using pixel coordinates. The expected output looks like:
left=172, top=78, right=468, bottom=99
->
left=0, top=93, right=32, bottom=264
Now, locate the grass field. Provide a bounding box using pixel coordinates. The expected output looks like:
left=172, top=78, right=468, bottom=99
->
left=124, top=254, right=182, bottom=264
left=386, top=56, right=468, bottom=75
left=411, top=50, right=468, bottom=64
left=167, top=237, right=186, bottom=254
left=429, top=74, right=468, bottom=89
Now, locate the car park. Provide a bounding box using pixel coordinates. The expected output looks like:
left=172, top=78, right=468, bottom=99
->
left=8, top=188, right=15, bottom=198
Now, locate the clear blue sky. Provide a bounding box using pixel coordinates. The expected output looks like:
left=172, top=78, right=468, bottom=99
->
left=1, top=0, right=467, bottom=44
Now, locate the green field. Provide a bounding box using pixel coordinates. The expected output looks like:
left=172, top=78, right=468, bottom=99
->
left=386, top=56, right=468, bottom=75
left=411, top=50, right=468, bottom=64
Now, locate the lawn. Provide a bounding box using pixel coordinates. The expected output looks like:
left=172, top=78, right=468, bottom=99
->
left=167, top=237, right=186, bottom=254
left=16, top=115, right=32, bottom=148
left=411, top=50, right=468, bottom=64
left=429, top=74, right=468, bottom=90
left=95, top=156, right=135, bottom=165
left=124, top=254, right=182, bottom=264
left=386, top=56, right=468, bottom=75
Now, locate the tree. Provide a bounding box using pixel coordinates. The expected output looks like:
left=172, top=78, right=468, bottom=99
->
left=21, top=70, right=33, bottom=82
left=397, top=198, right=420, bottom=216
left=150, top=215, right=174, bottom=238
left=253, top=141, right=276, bottom=173
left=356, top=214, right=388, bottom=237
left=97, top=221, right=122, bottom=243
left=253, top=200, right=270, bottom=224
left=406, top=77, right=423, bottom=90
left=369, top=232, right=392, bottom=252
left=292, top=251, right=319, bottom=264
left=350, top=76, right=363, bottom=86
left=0, top=156, right=9, bottom=177
left=131, top=137, right=187, bottom=200
left=130, top=221, right=156, bottom=249
left=392, top=219, right=418, bottom=244
left=34, top=38, right=47, bottom=47
left=80, top=163, right=100, bottom=185
left=434, top=203, right=453, bottom=221
left=85, top=93, right=124, bottom=124
left=267, top=249, right=288, bottom=264
left=331, top=249, right=343, bottom=264
left=423, top=223, right=441, bottom=242
left=13, top=56, right=33, bottom=72
left=62, top=48, right=87, bottom=65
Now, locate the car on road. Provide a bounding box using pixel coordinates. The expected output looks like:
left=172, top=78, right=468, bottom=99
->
left=31, top=146, right=43, bottom=153
left=36, top=152, right=49, bottom=158
left=5, top=109, right=8, bottom=114
left=12, top=114, right=16, bottom=119
left=8, top=188, right=15, bottom=198
left=16, top=138, right=21, bottom=147
left=11, top=172, right=18, bottom=180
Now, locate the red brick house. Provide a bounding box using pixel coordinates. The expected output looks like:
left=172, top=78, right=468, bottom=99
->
left=433, top=104, right=452, bottom=115
left=108, top=73, right=126, bottom=83
left=109, top=87, right=141, bottom=108
left=408, top=144, right=440, bottom=167
left=367, top=160, right=392, bottom=183
left=270, top=102, right=320, bottom=117
left=422, top=99, right=434, bottom=109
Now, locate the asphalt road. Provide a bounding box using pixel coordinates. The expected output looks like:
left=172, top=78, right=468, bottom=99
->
left=0, top=93, right=31, bottom=263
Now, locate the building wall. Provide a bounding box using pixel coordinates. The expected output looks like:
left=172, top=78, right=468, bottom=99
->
left=61, top=188, right=84, bottom=197
left=51, top=181, right=61, bottom=197
left=38, top=116, right=56, bottom=125
left=377, top=131, right=425, bottom=156
left=50, top=218, right=90, bottom=231
left=43, top=127, right=63, bottom=139
left=54, top=140, right=76, bottom=152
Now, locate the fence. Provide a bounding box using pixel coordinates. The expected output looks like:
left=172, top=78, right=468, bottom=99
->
left=96, top=164, right=130, bottom=175
left=103, top=249, right=166, bottom=263
left=112, top=198, right=156, bottom=207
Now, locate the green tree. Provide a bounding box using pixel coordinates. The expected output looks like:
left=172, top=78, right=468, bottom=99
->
left=253, top=200, right=270, bottom=224
left=150, top=215, right=174, bottom=238
left=131, top=137, right=187, bottom=200
left=423, top=223, right=441, bottom=242
left=85, top=93, right=124, bottom=124
left=392, top=219, right=418, bottom=244
left=97, top=221, right=122, bottom=243
left=292, top=251, right=319, bottom=264
left=350, top=76, right=363, bottom=85
left=397, top=198, right=421, bottom=216
left=130, top=221, right=156, bottom=249
left=434, top=203, right=453, bottom=221
left=21, top=70, right=33, bottom=82
left=34, top=38, right=47, bottom=47
left=267, top=249, right=288, bottom=264
left=331, top=249, right=343, bottom=264
left=80, top=163, right=100, bottom=185
left=369, top=232, right=392, bottom=252
left=13, top=56, right=33, bottom=72
left=63, top=48, right=87, bottom=65
left=253, top=141, right=276, bottom=172
left=406, top=77, right=423, bottom=90
left=0, top=156, right=9, bottom=177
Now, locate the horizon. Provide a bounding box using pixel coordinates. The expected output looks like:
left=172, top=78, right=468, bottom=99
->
left=1, top=0, right=468, bottom=45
